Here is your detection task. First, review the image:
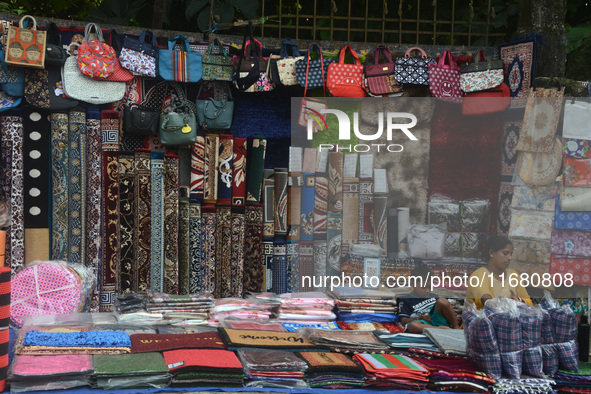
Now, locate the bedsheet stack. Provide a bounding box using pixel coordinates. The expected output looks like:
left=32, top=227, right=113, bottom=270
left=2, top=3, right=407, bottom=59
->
left=8, top=355, right=93, bottom=392
left=553, top=362, right=591, bottom=394
left=210, top=297, right=277, bottom=323
left=353, top=353, right=430, bottom=390
left=329, top=286, right=398, bottom=323
left=278, top=292, right=336, bottom=323
left=237, top=349, right=308, bottom=389
left=418, top=357, right=495, bottom=392
left=163, top=349, right=244, bottom=387
left=300, top=327, right=390, bottom=353
left=299, top=352, right=365, bottom=389
left=146, top=291, right=214, bottom=324
left=92, top=352, right=170, bottom=389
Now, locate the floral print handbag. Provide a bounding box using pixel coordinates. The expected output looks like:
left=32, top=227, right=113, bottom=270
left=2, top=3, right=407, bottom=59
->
left=120, top=30, right=159, bottom=78
left=460, top=49, right=504, bottom=93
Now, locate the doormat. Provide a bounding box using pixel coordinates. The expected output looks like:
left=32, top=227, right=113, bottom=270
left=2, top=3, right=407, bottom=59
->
left=131, top=333, right=226, bottom=353
left=218, top=328, right=318, bottom=350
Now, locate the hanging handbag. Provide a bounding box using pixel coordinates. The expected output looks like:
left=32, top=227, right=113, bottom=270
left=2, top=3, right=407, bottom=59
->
left=365, top=46, right=401, bottom=95
left=202, top=38, right=233, bottom=81
left=0, top=47, right=25, bottom=97
left=195, top=83, right=233, bottom=130
left=62, top=56, right=125, bottom=104
left=298, top=56, right=328, bottom=132
left=120, top=30, right=159, bottom=78
left=77, top=23, right=116, bottom=79
left=460, top=49, right=504, bottom=93
left=395, top=47, right=435, bottom=85
left=233, top=36, right=274, bottom=92
left=4, top=15, right=46, bottom=69
left=159, top=84, right=197, bottom=146
left=101, top=29, right=134, bottom=82
left=24, top=66, right=79, bottom=110
left=461, top=82, right=510, bottom=115
left=326, top=45, right=366, bottom=97
left=272, top=39, right=304, bottom=87
left=295, top=43, right=333, bottom=89
left=159, top=35, right=202, bottom=83
left=124, top=103, right=159, bottom=136
left=44, top=22, right=68, bottom=67
left=428, top=49, right=462, bottom=102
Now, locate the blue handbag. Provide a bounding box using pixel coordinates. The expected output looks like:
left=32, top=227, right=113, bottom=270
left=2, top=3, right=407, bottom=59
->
left=158, top=35, right=202, bottom=83
left=295, top=43, right=333, bottom=89
left=121, top=30, right=159, bottom=78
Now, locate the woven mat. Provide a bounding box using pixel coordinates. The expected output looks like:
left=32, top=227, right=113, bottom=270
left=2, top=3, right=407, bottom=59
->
left=131, top=333, right=226, bottom=353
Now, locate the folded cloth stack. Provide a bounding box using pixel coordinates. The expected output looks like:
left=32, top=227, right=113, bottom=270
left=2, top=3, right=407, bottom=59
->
left=299, top=351, right=365, bottom=389
left=8, top=355, right=93, bottom=392
left=300, top=327, right=390, bottom=353
left=278, top=292, right=336, bottom=323
left=328, top=286, right=399, bottom=324
left=237, top=349, right=308, bottom=389
left=418, top=357, right=496, bottom=393
left=492, top=377, right=556, bottom=394
left=337, top=321, right=403, bottom=333
left=423, top=327, right=467, bottom=356
left=19, top=330, right=132, bottom=355
left=375, top=332, right=440, bottom=352
left=553, top=362, right=591, bottom=394
left=163, top=349, right=244, bottom=387
left=210, top=297, right=277, bottom=324
left=146, top=290, right=214, bottom=324
left=352, top=353, right=430, bottom=390
left=92, top=352, right=170, bottom=389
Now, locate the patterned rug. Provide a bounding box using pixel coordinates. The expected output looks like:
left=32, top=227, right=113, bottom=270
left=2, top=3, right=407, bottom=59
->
left=499, top=35, right=540, bottom=108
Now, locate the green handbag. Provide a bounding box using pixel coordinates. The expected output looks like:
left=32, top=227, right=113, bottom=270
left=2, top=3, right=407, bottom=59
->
left=195, top=83, right=233, bottom=130
left=159, top=111, right=197, bottom=146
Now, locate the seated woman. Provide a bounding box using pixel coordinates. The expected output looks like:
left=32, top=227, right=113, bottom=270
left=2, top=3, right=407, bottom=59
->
left=466, top=235, right=533, bottom=309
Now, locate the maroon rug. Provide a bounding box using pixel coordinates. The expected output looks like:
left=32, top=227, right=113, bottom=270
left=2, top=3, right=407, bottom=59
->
left=428, top=101, right=503, bottom=233
left=131, top=333, right=226, bottom=353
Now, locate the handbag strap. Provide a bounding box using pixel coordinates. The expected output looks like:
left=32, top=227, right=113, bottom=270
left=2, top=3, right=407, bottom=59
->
left=106, top=29, right=123, bottom=55
left=0, top=43, right=9, bottom=77
left=197, top=82, right=233, bottom=102
left=207, top=38, right=228, bottom=57
left=139, top=30, right=157, bottom=47
left=83, top=23, right=104, bottom=43
left=438, top=49, right=457, bottom=69
left=234, top=24, right=260, bottom=91
left=19, top=15, right=37, bottom=30
left=244, top=38, right=263, bottom=59
left=45, top=21, right=62, bottom=46
left=303, top=43, right=326, bottom=98
left=404, top=46, right=428, bottom=58
left=338, top=45, right=361, bottom=65
left=280, top=39, right=301, bottom=58
left=374, top=46, right=393, bottom=65
left=169, top=35, right=190, bottom=52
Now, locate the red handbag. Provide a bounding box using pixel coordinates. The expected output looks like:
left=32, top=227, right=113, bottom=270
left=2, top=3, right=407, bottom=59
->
left=428, top=49, right=462, bottom=103
left=365, top=46, right=401, bottom=95
left=326, top=45, right=366, bottom=97
left=461, top=82, right=510, bottom=115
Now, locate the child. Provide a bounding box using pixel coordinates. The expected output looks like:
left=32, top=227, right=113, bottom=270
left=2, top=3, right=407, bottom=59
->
left=398, top=263, right=459, bottom=333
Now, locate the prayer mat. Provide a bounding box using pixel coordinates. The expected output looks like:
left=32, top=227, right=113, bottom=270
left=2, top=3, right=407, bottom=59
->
left=218, top=328, right=318, bottom=350
left=178, top=193, right=190, bottom=294
left=215, top=205, right=232, bottom=298
left=300, top=352, right=363, bottom=374
left=243, top=204, right=264, bottom=293
left=22, top=109, right=50, bottom=265
left=133, top=149, right=151, bottom=293
left=93, top=352, right=168, bottom=376
left=287, top=240, right=300, bottom=293
left=163, top=153, right=179, bottom=294
left=203, top=134, right=219, bottom=204
left=85, top=108, right=102, bottom=311
left=150, top=150, right=165, bottom=292
left=423, top=328, right=467, bottom=355
left=201, top=205, right=217, bottom=294
left=68, top=110, right=86, bottom=266
left=118, top=153, right=135, bottom=293
left=232, top=137, right=247, bottom=206
left=353, top=353, right=430, bottom=380
left=190, top=134, right=205, bottom=201
left=429, top=102, right=502, bottom=233
left=100, top=110, right=120, bottom=311
left=131, top=332, right=226, bottom=353
left=230, top=206, right=245, bottom=297
left=217, top=134, right=233, bottom=205
left=358, top=176, right=375, bottom=244
left=245, top=136, right=267, bottom=203
left=274, top=168, right=289, bottom=236
left=499, top=36, right=539, bottom=107
left=49, top=112, right=69, bottom=261
left=188, top=202, right=202, bottom=293
left=163, top=348, right=243, bottom=374
left=517, top=87, right=564, bottom=153
left=273, top=238, right=287, bottom=294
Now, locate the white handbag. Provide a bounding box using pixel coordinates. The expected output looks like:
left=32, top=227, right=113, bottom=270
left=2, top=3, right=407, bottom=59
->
left=61, top=56, right=125, bottom=105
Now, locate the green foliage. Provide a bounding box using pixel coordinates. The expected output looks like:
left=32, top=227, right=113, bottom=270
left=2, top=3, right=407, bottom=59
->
left=566, top=21, right=591, bottom=54
left=180, top=0, right=259, bottom=32
left=87, top=0, right=149, bottom=26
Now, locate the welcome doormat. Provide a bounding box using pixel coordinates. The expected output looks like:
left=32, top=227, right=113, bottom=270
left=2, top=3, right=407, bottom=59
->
left=217, top=328, right=318, bottom=350
left=131, top=333, right=226, bottom=353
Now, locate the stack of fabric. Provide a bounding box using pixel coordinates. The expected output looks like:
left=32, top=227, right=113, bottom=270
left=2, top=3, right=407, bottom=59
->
left=337, top=321, right=402, bottom=333
left=299, top=352, right=365, bottom=389
left=237, top=349, right=308, bottom=389
left=328, top=286, right=398, bottom=324
left=418, top=357, right=495, bottom=392
left=210, top=298, right=276, bottom=324
left=352, top=353, right=430, bottom=390
left=8, top=355, right=93, bottom=392
left=277, top=292, right=336, bottom=323
left=375, top=332, right=440, bottom=352
left=92, top=352, right=170, bottom=389
left=146, top=291, right=214, bottom=324
left=163, top=349, right=244, bottom=387
left=301, top=327, right=390, bottom=353
left=553, top=362, right=591, bottom=394
left=423, top=328, right=467, bottom=356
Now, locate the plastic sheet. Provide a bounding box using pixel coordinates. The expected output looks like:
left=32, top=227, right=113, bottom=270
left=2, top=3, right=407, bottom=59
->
left=94, top=374, right=171, bottom=390
left=237, top=349, right=308, bottom=371
left=408, top=223, right=446, bottom=259
left=462, top=199, right=490, bottom=233
left=428, top=197, right=461, bottom=232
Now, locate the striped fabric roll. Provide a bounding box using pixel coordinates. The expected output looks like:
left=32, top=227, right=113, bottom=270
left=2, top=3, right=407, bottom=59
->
left=0, top=266, right=8, bottom=392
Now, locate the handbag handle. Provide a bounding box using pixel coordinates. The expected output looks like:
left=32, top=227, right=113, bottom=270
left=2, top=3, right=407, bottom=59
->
left=82, top=23, right=104, bottom=43
left=244, top=38, right=263, bottom=59
left=138, top=30, right=157, bottom=47
left=303, top=43, right=326, bottom=98
left=280, top=39, right=301, bottom=58
left=196, top=82, right=233, bottom=102
left=19, top=15, right=37, bottom=30
left=437, top=49, right=458, bottom=70
left=206, top=38, right=228, bottom=57
left=374, top=46, right=393, bottom=65
left=404, top=46, right=428, bottom=59
left=168, top=35, right=191, bottom=52
left=234, top=25, right=261, bottom=91
left=338, top=45, right=361, bottom=65
left=45, top=21, right=62, bottom=46
left=106, top=29, right=123, bottom=55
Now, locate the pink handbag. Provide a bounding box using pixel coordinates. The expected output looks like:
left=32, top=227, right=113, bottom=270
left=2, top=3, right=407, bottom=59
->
left=326, top=45, right=366, bottom=97
left=428, top=50, right=462, bottom=103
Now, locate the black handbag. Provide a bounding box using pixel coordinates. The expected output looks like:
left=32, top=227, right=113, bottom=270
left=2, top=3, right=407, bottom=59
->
left=44, top=22, right=68, bottom=67
left=123, top=103, right=159, bottom=136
